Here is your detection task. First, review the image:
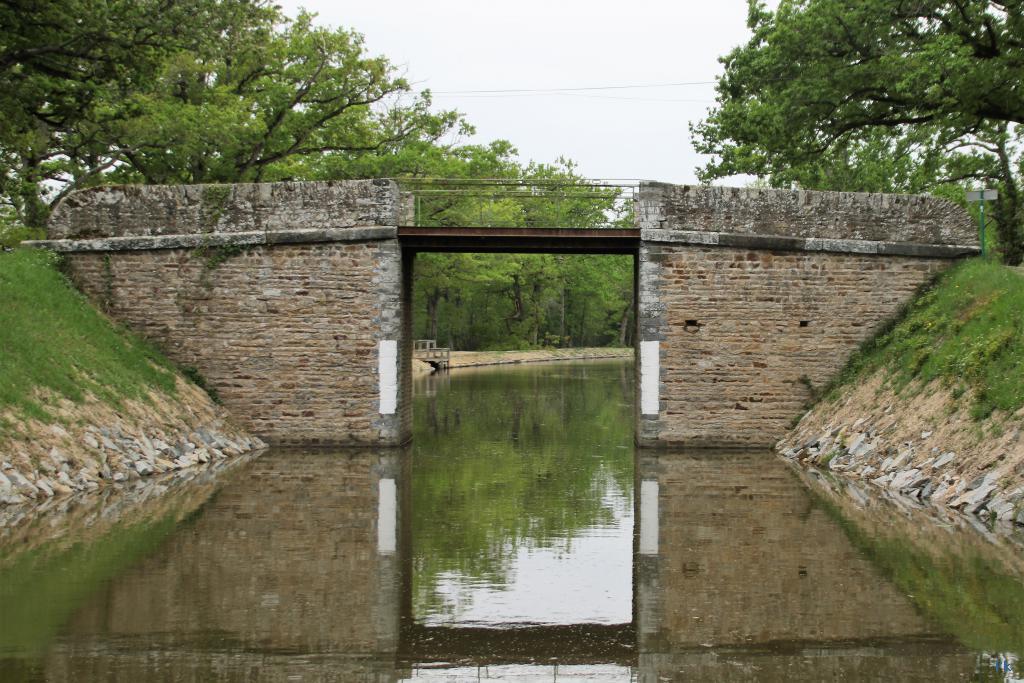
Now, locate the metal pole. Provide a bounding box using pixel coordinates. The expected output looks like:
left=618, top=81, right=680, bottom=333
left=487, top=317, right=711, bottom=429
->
left=979, top=199, right=987, bottom=258
left=966, top=189, right=997, bottom=259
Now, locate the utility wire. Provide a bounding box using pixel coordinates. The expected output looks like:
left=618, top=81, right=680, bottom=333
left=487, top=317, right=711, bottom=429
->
left=432, top=79, right=716, bottom=95
left=433, top=92, right=713, bottom=103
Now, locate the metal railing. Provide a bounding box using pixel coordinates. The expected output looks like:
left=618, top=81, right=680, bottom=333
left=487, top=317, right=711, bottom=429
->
left=414, top=339, right=450, bottom=371
left=396, top=178, right=641, bottom=229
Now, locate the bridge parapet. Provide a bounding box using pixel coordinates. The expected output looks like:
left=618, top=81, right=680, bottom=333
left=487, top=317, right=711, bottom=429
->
left=639, top=182, right=978, bottom=257
left=47, top=179, right=401, bottom=242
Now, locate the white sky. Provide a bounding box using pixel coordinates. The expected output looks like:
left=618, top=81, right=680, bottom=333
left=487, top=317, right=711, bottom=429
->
left=276, top=1, right=758, bottom=185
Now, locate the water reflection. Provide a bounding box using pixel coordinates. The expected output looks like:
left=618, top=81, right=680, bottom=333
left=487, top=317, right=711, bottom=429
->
left=634, top=449, right=971, bottom=680
left=1, top=360, right=1021, bottom=681
left=29, top=450, right=408, bottom=682
left=411, top=362, right=635, bottom=626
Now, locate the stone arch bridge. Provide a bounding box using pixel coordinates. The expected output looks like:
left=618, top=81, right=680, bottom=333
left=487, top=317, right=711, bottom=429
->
left=33, top=179, right=978, bottom=448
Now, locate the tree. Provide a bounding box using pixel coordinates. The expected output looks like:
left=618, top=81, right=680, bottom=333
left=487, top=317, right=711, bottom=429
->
left=0, top=2, right=466, bottom=227
left=0, top=0, right=281, bottom=227
left=692, top=0, right=1024, bottom=264
left=102, top=12, right=464, bottom=186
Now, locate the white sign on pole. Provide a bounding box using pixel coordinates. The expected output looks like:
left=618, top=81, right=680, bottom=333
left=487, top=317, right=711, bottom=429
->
left=966, top=190, right=998, bottom=201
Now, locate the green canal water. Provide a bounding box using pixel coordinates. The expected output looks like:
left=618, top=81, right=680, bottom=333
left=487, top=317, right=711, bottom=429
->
left=1, top=359, right=1022, bottom=681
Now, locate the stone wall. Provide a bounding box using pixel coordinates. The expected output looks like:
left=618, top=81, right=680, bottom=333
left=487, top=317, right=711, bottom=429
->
left=45, top=181, right=410, bottom=447
left=638, top=246, right=948, bottom=446
left=66, top=241, right=408, bottom=446
left=48, top=179, right=399, bottom=239
left=638, top=183, right=978, bottom=247
left=636, top=183, right=976, bottom=448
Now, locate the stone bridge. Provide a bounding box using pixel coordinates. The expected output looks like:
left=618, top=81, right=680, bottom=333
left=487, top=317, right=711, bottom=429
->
left=35, top=179, right=978, bottom=447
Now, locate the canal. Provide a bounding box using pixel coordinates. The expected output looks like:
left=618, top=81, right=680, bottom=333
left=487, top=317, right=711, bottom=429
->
left=1, top=360, right=1022, bottom=680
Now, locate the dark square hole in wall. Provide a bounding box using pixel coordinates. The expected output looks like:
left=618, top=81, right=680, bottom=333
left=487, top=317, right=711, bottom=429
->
left=685, top=319, right=699, bottom=327
left=799, top=320, right=810, bottom=327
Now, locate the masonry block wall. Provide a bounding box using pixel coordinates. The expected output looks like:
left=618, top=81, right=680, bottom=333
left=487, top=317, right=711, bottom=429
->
left=45, top=180, right=411, bottom=446
left=637, top=183, right=978, bottom=448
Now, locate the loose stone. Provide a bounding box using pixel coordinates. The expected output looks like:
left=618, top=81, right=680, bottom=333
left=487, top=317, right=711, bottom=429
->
left=954, top=484, right=996, bottom=512
left=9, top=471, right=38, bottom=497
left=34, top=477, right=55, bottom=497
left=889, top=469, right=922, bottom=491
left=988, top=499, right=1015, bottom=521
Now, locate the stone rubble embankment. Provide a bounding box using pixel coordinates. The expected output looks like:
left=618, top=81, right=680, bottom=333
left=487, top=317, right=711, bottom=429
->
left=779, top=415, right=1024, bottom=527
left=0, top=421, right=265, bottom=507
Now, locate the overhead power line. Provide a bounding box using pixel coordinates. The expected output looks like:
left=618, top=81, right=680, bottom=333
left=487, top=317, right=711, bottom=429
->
left=432, top=80, right=716, bottom=95
left=432, top=92, right=712, bottom=104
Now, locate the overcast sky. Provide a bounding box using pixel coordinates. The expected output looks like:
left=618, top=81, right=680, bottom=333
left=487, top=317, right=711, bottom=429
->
left=276, top=1, right=758, bottom=185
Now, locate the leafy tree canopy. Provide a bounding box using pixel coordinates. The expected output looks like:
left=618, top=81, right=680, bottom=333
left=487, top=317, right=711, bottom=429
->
left=692, top=0, right=1024, bottom=264
left=0, top=1, right=465, bottom=227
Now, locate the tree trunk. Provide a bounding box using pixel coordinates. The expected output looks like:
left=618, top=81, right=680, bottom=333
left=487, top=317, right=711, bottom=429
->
left=618, top=300, right=634, bottom=347
left=994, top=130, right=1023, bottom=265
left=531, top=282, right=542, bottom=346
left=425, top=289, right=441, bottom=340
left=504, top=274, right=524, bottom=334
left=560, top=287, right=566, bottom=345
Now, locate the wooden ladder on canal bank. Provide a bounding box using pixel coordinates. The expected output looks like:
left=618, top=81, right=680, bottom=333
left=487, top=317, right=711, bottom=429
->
left=414, top=340, right=450, bottom=372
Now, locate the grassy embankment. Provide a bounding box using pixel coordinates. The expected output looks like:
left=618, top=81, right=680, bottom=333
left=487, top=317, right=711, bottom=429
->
left=0, top=248, right=179, bottom=438
left=823, top=259, right=1024, bottom=421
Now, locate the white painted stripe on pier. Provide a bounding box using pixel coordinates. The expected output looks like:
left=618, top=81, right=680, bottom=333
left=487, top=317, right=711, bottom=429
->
left=639, top=479, right=659, bottom=555
left=378, top=478, right=397, bottom=555
left=379, top=339, right=398, bottom=415
left=640, top=340, right=660, bottom=416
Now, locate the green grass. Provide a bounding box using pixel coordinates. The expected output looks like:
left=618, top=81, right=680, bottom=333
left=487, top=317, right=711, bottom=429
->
left=826, top=259, right=1024, bottom=420
left=0, top=248, right=177, bottom=430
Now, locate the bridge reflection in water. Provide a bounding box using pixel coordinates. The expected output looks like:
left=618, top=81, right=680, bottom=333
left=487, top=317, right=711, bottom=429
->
left=30, top=445, right=977, bottom=681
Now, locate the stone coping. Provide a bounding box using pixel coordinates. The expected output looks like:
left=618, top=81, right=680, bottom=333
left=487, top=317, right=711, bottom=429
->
left=25, top=226, right=398, bottom=252
left=27, top=225, right=978, bottom=258
left=637, top=182, right=978, bottom=247
left=641, top=229, right=979, bottom=259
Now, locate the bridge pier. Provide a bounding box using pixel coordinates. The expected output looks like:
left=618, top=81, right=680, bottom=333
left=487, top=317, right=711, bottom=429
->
left=37, top=181, right=415, bottom=447
left=634, top=183, right=977, bottom=448
left=33, top=179, right=977, bottom=448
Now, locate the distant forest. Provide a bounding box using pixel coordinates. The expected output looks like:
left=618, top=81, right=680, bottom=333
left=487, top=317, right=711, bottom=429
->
left=414, top=252, right=633, bottom=350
